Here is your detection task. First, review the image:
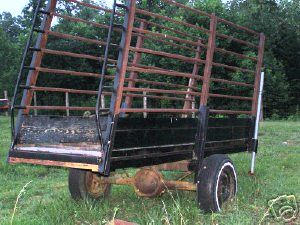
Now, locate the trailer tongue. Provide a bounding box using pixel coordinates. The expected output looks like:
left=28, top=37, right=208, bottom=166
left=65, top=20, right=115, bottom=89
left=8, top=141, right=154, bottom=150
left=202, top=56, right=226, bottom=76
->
left=8, top=0, right=265, bottom=212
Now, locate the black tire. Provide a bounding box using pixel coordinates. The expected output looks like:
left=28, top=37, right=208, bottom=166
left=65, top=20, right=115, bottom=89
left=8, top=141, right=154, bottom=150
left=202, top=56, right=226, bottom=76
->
left=196, top=154, right=237, bottom=212
left=68, top=169, right=111, bottom=200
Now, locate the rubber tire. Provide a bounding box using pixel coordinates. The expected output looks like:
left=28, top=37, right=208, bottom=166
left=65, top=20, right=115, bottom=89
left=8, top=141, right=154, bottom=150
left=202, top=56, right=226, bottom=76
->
left=196, top=154, right=237, bottom=212
left=68, top=169, right=111, bottom=200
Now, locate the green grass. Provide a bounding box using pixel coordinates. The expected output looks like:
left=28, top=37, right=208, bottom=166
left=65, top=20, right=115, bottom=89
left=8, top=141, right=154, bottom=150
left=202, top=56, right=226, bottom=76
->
left=0, top=116, right=299, bottom=224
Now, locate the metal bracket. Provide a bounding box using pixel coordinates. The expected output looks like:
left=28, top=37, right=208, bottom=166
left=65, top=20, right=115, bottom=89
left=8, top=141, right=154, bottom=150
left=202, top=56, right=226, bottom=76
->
left=194, top=105, right=209, bottom=181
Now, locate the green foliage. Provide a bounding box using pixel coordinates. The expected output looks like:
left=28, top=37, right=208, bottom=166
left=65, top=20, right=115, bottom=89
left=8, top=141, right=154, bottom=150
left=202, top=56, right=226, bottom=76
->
left=226, top=0, right=300, bottom=117
left=0, top=0, right=299, bottom=117
left=0, top=25, right=20, bottom=96
left=0, top=116, right=299, bottom=224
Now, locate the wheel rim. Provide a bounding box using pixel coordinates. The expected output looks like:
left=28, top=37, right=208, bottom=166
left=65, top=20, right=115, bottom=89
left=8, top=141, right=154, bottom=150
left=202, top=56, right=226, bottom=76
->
left=217, top=166, right=236, bottom=207
left=85, top=171, right=109, bottom=198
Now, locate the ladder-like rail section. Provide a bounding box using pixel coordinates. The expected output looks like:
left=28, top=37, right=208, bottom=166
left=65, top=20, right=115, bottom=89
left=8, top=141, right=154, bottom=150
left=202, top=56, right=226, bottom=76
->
left=10, top=0, right=265, bottom=174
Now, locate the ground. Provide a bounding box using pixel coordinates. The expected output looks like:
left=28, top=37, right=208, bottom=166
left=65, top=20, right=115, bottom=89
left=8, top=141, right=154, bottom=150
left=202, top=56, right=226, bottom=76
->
left=0, top=116, right=299, bottom=225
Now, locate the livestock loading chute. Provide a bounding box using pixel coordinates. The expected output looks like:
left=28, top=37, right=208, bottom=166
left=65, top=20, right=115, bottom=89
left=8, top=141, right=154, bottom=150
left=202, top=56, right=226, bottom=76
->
left=8, top=0, right=265, bottom=212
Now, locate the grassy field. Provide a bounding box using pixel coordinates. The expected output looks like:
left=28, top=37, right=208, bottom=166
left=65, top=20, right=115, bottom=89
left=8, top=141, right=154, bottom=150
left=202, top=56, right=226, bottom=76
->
left=0, top=116, right=299, bottom=224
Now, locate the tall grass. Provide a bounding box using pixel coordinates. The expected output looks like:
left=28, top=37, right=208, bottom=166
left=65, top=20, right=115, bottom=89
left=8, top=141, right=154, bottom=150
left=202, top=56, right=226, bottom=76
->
left=0, top=117, right=299, bottom=224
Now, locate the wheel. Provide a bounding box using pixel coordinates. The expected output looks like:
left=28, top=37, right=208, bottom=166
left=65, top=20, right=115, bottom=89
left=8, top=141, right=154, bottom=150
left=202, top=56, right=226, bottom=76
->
left=68, top=169, right=111, bottom=200
left=196, top=154, right=237, bottom=212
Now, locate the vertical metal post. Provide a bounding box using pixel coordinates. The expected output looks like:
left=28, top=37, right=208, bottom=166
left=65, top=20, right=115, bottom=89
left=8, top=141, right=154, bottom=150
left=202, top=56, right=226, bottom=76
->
left=23, top=0, right=58, bottom=115
left=195, top=106, right=209, bottom=181
left=4, top=91, right=8, bottom=116
left=101, top=94, right=105, bottom=109
left=143, top=91, right=147, bottom=118
left=33, top=91, right=37, bottom=116
left=124, top=21, right=146, bottom=109
left=99, top=0, right=136, bottom=175
left=192, top=101, right=195, bottom=118
left=200, top=14, right=217, bottom=106
left=250, top=72, right=264, bottom=175
left=195, top=15, right=216, bottom=181
left=65, top=92, right=70, bottom=116
left=183, top=39, right=202, bottom=112
left=251, top=33, right=265, bottom=116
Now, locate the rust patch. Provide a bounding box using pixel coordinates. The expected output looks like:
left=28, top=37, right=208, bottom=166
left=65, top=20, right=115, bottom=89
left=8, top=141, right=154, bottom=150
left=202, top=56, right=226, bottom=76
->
left=151, top=160, right=191, bottom=171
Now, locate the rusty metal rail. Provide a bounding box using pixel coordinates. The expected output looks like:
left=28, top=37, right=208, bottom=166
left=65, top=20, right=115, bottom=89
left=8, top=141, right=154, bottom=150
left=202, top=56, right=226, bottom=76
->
left=15, top=0, right=264, bottom=117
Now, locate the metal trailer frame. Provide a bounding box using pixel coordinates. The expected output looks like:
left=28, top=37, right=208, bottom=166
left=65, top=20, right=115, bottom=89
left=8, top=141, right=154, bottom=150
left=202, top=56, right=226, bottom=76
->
left=7, top=0, right=265, bottom=208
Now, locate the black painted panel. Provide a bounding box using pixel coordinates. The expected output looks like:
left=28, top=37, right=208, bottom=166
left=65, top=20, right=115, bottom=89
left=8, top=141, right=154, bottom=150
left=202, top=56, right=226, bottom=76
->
left=19, top=115, right=106, bottom=144
left=113, top=117, right=252, bottom=149
left=15, top=116, right=252, bottom=169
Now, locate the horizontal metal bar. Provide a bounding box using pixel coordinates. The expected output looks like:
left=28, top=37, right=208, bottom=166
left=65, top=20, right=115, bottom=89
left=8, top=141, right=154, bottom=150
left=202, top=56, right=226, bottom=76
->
left=137, top=33, right=196, bottom=52
left=210, top=77, right=254, bottom=87
left=111, top=149, right=193, bottom=161
left=209, top=93, right=253, bottom=101
left=135, top=8, right=210, bottom=34
left=66, top=0, right=112, bottom=13
left=133, top=27, right=200, bottom=48
left=130, top=63, right=251, bottom=88
left=161, top=0, right=211, bottom=18
left=127, top=66, right=203, bottom=81
left=25, top=106, right=104, bottom=111
left=120, top=108, right=251, bottom=115
left=47, top=30, right=116, bottom=47
left=30, top=86, right=193, bottom=102
left=216, top=33, right=259, bottom=49
left=217, top=17, right=259, bottom=36
left=210, top=109, right=252, bottom=115
left=64, top=0, right=210, bottom=44
left=16, top=146, right=102, bottom=157
left=212, top=62, right=255, bottom=74
left=124, top=93, right=193, bottom=102
left=129, top=47, right=206, bottom=65
left=41, top=48, right=117, bottom=64
left=123, top=87, right=201, bottom=96
left=137, top=18, right=200, bottom=41
left=120, top=108, right=198, bottom=113
left=125, top=77, right=198, bottom=91
left=29, top=86, right=98, bottom=94
left=36, top=67, right=115, bottom=79
left=215, top=47, right=257, bottom=61
left=40, top=49, right=202, bottom=86
left=114, top=143, right=194, bottom=152
left=53, top=12, right=113, bottom=30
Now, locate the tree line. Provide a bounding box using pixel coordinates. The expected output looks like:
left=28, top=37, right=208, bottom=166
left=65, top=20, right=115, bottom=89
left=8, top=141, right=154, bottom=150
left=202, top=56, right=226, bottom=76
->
left=0, top=0, right=299, bottom=118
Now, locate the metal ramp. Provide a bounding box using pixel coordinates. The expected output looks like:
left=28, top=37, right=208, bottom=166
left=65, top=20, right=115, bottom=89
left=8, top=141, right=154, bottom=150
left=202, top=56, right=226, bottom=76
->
left=9, top=0, right=129, bottom=173
left=9, top=115, right=105, bottom=172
